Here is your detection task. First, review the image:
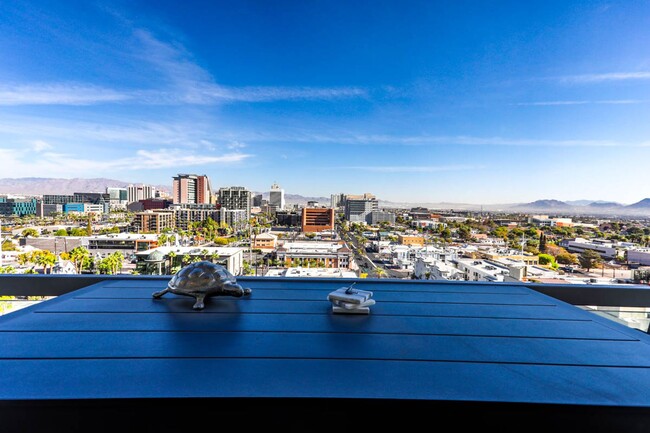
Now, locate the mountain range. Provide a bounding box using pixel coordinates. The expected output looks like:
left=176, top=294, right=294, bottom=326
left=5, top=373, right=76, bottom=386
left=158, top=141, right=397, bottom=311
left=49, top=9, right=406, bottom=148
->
left=1, top=177, right=649, bottom=216
left=0, top=177, right=169, bottom=196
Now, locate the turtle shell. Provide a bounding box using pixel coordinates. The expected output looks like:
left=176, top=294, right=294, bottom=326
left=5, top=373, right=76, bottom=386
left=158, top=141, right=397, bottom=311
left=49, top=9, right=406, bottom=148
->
left=168, top=261, right=235, bottom=294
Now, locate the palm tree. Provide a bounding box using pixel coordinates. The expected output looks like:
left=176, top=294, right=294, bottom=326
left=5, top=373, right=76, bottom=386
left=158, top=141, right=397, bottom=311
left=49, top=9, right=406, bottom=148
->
left=167, top=251, right=177, bottom=274
left=69, top=246, right=90, bottom=274
left=374, top=267, right=387, bottom=279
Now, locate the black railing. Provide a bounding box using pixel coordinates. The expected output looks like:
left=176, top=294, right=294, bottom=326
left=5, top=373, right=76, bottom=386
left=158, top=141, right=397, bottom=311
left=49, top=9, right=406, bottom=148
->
left=1, top=274, right=650, bottom=307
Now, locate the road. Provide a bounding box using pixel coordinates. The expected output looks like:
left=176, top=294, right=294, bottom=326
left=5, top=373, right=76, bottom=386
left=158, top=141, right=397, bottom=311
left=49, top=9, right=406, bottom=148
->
left=339, top=228, right=408, bottom=279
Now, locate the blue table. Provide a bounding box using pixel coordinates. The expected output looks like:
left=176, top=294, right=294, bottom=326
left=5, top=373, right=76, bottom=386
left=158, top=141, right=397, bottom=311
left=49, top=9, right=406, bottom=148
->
left=2, top=277, right=650, bottom=431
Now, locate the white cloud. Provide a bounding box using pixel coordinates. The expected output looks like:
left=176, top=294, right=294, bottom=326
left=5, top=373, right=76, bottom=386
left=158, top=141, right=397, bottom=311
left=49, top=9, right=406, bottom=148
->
left=0, top=147, right=251, bottom=178
left=515, top=100, right=646, bottom=106
left=0, top=84, right=132, bottom=105
left=558, top=72, right=650, bottom=83
left=283, top=133, right=623, bottom=147
left=134, top=29, right=367, bottom=104
left=31, top=140, right=53, bottom=152
left=227, top=141, right=246, bottom=149
left=338, top=165, right=483, bottom=173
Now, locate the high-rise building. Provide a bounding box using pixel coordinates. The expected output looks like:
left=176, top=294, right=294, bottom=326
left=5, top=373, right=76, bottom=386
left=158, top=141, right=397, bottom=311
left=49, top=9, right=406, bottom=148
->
left=330, top=193, right=346, bottom=209
left=218, top=186, right=251, bottom=220
left=106, top=187, right=128, bottom=209
left=172, top=174, right=213, bottom=205
left=269, top=183, right=285, bottom=210
left=128, top=184, right=156, bottom=204
left=252, top=194, right=263, bottom=207
left=345, top=194, right=379, bottom=223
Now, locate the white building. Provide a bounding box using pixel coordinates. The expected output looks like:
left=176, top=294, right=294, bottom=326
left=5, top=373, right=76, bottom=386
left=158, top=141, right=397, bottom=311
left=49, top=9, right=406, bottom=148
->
left=269, top=183, right=285, bottom=211
left=626, top=248, right=650, bottom=266
left=559, top=238, right=617, bottom=259
left=127, top=184, right=156, bottom=204
left=455, top=259, right=511, bottom=282
left=265, top=267, right=357, bottom=278
left=411, top=220, right=446, bottom=230
left=413, top=257, right=462, bottom=280
left=135, top=246, right=245, bottom=276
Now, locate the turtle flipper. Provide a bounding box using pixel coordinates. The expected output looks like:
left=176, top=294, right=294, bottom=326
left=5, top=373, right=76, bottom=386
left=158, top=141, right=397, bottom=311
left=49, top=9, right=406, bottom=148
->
left=152, top=288, right=169, bottom=299
left=192, top=294, right=206, bottom=310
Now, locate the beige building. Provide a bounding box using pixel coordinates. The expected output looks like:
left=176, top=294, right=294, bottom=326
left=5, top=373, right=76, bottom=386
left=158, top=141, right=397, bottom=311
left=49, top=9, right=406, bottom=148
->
left=252, top=232, right=278, bottom=251
left=398, top=234, right=425, bottom=246
left=133, top=210, right=175, bottom=234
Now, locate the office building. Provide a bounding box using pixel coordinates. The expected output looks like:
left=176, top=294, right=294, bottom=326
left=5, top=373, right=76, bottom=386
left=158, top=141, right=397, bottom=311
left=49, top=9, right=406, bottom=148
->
left=269, top=183, right=285, bottom=210
left=368, top=210, right=395, bottom=225
left=276, top=210, right=301, bottom=227
left=0, top=198, right=38, bottom=216
left=128, top=184, right=156, bottom=204
left=42, top=195, right=75, bottom=205
left=172, top=174, right=212, bottom=205
left=330, top=193, right=346, bottom=209
left=36, top=203, right=63, bottom=217
left=302, top=208, right=335, bottom=233
left=344, top=194, right=379, bottom=223
left=252, top=194, right=263, bottom=207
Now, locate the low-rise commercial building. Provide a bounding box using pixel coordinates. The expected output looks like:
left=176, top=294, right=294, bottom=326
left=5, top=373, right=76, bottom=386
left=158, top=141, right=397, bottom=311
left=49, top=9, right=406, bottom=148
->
left=274, top=241, right=352, bottom=269
left=134, top=246, right=244, bottom=276
left=252, top=232, right=278, bottom=251
left=398, top=234, right=425, bottom=246
left=559, top=238, right=617, bottom=259
left=87, top=234, right=159, bottom=254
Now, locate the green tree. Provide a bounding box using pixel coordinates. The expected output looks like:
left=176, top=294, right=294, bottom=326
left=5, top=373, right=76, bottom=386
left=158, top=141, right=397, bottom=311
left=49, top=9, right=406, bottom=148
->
left=54, top=229, right=68, bottom=236
left=69, top=227, right=88, bottom=236
left=578, top=249, right=602, bottom=272
left=457, top=226, right=472, bottom=241
left=21, top=228, right=39, bottom=238
left=69, top=246, right=90, bottom=274
left=539, top=233, right=547, bottom=253
left=1, top=240, right=17, bottom=251
left=556, top=252, right=578, bottom=265
left=538, top=253, right=555, bottom=266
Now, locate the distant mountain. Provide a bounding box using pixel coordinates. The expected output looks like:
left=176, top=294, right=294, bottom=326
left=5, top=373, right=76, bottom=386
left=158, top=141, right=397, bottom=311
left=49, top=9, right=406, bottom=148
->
left=626, top=198, right=650, bottom=209
left=256, top=192, right=330, bottom=206
left=564, top=200, right=594, bottom=206
left=587, top=201, right=623, bottom=208
left=515, top=199, right=570, bottom=209
left=0, top=177, right=169, bottom=196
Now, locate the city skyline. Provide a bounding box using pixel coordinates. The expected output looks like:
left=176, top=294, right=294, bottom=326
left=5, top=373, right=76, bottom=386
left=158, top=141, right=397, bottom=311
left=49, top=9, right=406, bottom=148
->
left=1, top=1, right=650, bottom=204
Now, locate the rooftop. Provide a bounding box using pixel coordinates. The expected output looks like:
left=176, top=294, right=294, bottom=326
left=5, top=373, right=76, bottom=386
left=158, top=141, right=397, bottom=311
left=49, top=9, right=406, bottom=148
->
left=2, top=275, right=650, bottom=431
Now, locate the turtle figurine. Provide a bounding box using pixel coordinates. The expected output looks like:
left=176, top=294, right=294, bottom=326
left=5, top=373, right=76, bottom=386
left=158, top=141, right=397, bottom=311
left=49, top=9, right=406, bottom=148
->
left=153, top=261, right=252, bottom=310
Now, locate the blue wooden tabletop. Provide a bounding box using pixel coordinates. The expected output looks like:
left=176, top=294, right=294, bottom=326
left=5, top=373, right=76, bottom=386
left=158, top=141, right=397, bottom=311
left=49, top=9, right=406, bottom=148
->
left=2, top=277, right=650, bottom=407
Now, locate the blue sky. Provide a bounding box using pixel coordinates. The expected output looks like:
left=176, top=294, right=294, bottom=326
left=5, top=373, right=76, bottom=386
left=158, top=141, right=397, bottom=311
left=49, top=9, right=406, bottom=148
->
left=1, top=0, right=650, bottom=204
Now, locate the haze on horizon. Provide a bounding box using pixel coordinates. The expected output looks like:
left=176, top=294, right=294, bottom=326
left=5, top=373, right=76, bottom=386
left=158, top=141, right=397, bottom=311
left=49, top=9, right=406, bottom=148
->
left=1, top=1, right=649, bottom=204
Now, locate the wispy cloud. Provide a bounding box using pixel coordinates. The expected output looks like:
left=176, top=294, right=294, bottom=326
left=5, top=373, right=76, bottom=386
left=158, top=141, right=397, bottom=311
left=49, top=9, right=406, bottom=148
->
left=0, top=83, right=132, bottom=105
left=0, top=114, right=234, bottom=147
left=283, top=133, right=623, bottom=147
left=30, top=140, right=52, bottom=152
left=558, top=72, right=650, bottom=83
left=337, top=164, right=483, bottom=173
left=515, top=99, right=647, bottom=106
left=132, top=29, right=367, bottom=104
left=0, top=147, right=251, bottom=178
